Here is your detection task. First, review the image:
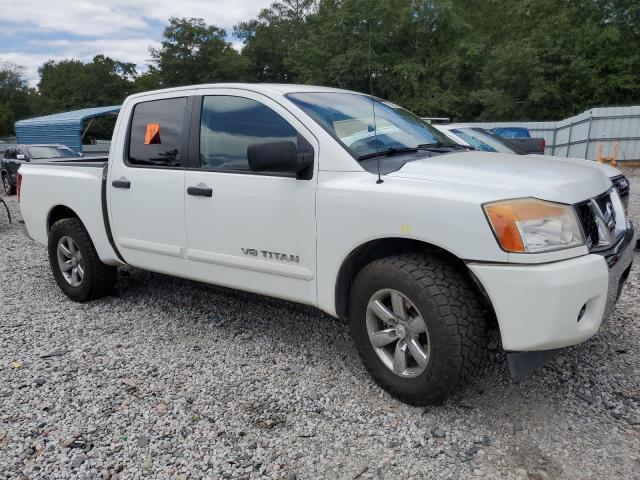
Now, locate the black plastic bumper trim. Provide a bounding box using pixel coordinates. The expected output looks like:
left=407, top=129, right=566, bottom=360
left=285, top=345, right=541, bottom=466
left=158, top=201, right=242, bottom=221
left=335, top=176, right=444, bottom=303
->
left=507, top=349, right=561, bottom=379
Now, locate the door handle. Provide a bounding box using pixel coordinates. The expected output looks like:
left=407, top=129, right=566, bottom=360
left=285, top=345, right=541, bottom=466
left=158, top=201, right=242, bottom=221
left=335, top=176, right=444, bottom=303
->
left=187, top=186, right=213, bottom=197
left=112, top=179, right=131, bottom=189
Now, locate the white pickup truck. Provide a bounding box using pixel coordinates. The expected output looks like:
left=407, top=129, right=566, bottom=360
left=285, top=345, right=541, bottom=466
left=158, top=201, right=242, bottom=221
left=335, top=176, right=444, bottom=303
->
left=18, top=84, right=635, bottom=405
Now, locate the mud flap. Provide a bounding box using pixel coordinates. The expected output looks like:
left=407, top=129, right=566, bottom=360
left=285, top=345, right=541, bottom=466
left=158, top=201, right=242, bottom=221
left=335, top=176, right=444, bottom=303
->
left=507, top=349, right=561, bottom=379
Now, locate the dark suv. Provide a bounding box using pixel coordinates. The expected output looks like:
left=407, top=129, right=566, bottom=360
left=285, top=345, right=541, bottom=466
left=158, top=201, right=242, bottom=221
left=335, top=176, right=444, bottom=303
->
left=1, top=144, right=79, bottom=195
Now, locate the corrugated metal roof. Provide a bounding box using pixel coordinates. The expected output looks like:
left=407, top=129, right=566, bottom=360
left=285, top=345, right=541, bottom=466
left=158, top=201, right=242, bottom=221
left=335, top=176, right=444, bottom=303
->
left=14, top=105, right=120, bottom=153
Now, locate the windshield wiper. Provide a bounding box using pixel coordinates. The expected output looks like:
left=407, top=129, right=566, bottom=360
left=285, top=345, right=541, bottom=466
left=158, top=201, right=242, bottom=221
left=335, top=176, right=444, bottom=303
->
left=417, top=142, right=470, bottom=151
left=357, top=146, right=418, bottom=161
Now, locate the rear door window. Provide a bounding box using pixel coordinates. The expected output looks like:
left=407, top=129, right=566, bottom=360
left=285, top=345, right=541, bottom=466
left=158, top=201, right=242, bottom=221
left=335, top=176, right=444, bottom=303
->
left=128, top=97, right=187, bottom=167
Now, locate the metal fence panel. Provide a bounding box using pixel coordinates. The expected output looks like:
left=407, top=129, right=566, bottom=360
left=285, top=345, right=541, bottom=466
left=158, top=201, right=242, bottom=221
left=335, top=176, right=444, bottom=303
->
left=469, top=106, right=640, bottom=162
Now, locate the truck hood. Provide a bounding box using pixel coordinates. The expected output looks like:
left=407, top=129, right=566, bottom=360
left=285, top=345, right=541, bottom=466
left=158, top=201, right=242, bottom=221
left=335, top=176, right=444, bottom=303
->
left=550, top=155, right=621, bottom=178
left=389, top=151, right=612, bottom=204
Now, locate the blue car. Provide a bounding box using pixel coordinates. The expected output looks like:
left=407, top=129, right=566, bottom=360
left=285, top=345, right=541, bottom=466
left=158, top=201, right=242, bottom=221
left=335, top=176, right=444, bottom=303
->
left=490, top=127, right=532, bottom=139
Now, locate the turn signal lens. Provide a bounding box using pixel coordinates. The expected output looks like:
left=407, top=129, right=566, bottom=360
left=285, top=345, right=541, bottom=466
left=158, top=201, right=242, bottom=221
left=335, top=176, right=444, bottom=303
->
left=484, top=198, right=584, bottom=253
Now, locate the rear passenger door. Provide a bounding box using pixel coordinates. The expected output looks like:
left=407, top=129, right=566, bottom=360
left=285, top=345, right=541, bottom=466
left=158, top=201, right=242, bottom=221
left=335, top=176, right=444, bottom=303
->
left=108, top=95, right=191, bottom=276
left=184, top=90, right=319, bottom=305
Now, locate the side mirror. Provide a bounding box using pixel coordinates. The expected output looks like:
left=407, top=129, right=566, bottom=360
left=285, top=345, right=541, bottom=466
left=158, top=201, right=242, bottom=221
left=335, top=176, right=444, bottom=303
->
left=16, top=154, right=26, bottom=160
left=247, top=141, right=313, bottom=180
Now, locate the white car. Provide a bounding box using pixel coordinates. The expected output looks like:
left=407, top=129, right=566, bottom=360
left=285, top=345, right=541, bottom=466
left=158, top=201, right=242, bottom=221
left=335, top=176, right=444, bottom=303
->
left=18, top=84, right=635, bottom=405
left=435, top=123, right=631, bottom=211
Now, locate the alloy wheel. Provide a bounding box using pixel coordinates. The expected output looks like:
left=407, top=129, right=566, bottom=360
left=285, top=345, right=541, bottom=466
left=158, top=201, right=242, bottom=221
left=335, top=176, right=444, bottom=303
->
left=2, top=175, right=10, bottom=195
left=56, top=236, right=84, bottom=287
left=365, top=289, right=430, bottom=378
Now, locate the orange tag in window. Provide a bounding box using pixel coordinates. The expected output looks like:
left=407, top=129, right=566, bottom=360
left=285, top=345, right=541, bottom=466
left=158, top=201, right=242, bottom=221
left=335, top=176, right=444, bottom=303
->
left=144, top=123, right=161, bottom=144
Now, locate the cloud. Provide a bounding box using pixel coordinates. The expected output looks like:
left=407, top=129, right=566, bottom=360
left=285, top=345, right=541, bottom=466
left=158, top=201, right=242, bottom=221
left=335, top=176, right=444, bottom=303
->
left=0, top=37, right=161, bottom=86
left=0, top=0, right=273, bottom=85
left=1, top=0, right=273, bottom=37
left=0, top=52, right=64, bottom=86
left=1, top=1, right=149, bottom=37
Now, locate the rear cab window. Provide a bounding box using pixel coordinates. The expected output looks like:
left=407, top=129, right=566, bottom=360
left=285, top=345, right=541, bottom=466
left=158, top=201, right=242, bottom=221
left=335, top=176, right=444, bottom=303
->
left=128, top=97, right=188, bottom=167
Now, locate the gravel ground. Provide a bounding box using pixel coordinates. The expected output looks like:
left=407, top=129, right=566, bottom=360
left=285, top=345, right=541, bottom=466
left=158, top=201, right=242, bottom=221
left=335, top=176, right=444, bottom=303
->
left=1, top=169, right=640, bottom=480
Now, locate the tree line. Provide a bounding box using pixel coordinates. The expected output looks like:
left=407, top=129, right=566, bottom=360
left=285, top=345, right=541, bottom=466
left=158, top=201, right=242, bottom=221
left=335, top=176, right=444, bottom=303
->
left=1, top=0, right=639, bottom=136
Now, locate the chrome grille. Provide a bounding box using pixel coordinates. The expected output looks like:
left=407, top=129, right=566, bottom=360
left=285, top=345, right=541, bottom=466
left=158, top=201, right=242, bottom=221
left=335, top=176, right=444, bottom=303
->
left=575, top=188, right=625, bottom=251
left=611, top=175, right=630, bottom=212
left=577, top=202, right=598, bottom=246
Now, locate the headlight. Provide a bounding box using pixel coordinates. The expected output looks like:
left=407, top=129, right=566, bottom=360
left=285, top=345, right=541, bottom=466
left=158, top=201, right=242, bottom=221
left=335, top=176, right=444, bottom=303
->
left=484, top=198, right=585, bottom=253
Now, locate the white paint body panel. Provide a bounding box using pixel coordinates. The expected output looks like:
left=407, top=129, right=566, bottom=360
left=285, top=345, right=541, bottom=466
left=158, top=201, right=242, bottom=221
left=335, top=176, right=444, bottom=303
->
left=17, top=83, right=632, bottom=353
left=183, top=88, right=319, bottom=304
left=469, top=256, right=610, bottom=351
left=434, top=123, right=624, bottom=181
left=18, top=164, right=121, bottom=265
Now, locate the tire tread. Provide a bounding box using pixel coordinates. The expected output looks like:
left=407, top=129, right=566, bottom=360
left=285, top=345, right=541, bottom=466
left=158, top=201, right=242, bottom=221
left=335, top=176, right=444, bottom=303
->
left=349, top=254, right=487, bottom=405
left=48, top=218, right=116, bottom=302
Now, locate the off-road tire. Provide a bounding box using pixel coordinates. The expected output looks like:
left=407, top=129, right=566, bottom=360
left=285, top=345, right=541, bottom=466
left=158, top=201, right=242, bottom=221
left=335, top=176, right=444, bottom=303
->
left=48, top=218, right=117, bottom=302
left=2, top=173, right=15, bottom=195
left=349, top=254, right=487, bottom=405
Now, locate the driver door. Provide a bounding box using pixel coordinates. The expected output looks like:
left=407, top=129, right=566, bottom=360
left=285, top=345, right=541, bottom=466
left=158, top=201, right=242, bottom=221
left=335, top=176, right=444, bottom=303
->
left=184, top=90, right=319, bottom=305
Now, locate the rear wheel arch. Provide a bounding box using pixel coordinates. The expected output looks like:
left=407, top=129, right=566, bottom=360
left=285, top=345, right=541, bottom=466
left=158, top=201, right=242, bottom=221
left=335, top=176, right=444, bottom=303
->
left=47, top=205, right=81, bottom=232
left=335, top=237, right=496, bottom=323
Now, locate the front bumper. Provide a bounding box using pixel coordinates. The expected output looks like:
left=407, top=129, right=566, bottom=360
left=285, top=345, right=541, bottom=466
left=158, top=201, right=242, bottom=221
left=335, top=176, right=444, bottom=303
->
left=469, top=221, right=635, bottom=352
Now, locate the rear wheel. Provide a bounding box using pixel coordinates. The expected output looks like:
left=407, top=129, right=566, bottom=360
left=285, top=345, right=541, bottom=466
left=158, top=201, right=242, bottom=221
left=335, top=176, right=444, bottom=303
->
left=48, top=218, right=117, bottom=302
left=348, top=254, right=487, bottom=405
left=2, top=173, right=15, bottom=195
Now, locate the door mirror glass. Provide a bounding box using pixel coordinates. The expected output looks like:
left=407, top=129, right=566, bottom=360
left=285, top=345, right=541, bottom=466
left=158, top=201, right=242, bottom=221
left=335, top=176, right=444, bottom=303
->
left=247, top=141, right=312, bottom=179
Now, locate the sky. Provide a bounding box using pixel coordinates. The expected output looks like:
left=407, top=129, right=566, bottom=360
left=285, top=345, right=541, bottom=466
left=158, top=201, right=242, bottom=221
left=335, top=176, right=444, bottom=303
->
left=0, top=0, right=274, bottom=85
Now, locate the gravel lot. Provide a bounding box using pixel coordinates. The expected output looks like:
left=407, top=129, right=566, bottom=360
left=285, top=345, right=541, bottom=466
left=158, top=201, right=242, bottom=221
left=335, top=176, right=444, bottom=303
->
left=1, top=169, right=639, bottom=480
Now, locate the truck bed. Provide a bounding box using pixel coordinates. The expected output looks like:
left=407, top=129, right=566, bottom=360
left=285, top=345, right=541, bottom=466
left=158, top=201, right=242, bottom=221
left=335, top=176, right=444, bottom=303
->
left=31, top=155, right=108, bottom=167
left=18, top=159, right=122, bottom=266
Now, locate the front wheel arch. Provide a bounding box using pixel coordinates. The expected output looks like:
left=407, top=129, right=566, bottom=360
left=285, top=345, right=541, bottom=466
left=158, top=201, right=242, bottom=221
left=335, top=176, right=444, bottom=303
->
left=335, top=237, right=495, bottom=322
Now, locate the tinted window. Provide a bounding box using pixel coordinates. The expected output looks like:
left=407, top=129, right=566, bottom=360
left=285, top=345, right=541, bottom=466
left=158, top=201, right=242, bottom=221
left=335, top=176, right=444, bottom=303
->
left=200, top=96, right=299, bottom=171
left=128, top=97, right=187, bottom=167
left=4, top=148, right=16, bottom=160
left=450, top=128, right=519, bottom=154
left=287, top=92, right=454, bottom=159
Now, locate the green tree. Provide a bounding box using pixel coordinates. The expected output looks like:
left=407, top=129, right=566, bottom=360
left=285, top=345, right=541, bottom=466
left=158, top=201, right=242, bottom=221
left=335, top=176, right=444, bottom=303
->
left=150, top=17, right=250, bottom=87
left=37, top=55, right=136, bottom=114
left=0, top=63, right=34, bottom=136
left=234, top=0, right=317, bottom=82
left=271, top=0, right=640, bottom=121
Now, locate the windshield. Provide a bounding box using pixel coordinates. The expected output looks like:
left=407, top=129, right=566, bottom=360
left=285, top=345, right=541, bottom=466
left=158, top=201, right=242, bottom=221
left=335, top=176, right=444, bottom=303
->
left=287, top=92, right=456, bottom=159
left=449, top=128, right=519, bottom=154
left=27, top=145, right=78, bottom=159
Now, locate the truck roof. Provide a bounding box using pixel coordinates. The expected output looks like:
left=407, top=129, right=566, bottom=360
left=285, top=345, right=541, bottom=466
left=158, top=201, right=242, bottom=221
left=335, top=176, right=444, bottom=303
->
left=125, top=83, right=359, bottom=101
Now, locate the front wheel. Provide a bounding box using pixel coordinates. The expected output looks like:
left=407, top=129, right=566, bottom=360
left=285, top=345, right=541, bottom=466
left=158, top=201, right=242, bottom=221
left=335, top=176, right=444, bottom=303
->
left=48, top=218, right=117, bottom=302
left=348, top=254, right=487, bottom=405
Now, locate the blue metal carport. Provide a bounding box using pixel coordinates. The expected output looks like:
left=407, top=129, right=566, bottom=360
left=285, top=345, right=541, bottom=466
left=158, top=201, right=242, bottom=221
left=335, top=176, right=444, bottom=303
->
left=14, top=106, right=121, bottom=154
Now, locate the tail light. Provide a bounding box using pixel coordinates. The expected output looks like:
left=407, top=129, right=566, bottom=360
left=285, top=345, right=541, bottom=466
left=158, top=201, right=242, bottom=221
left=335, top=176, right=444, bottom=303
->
left=540, top=138, right=546, bottom=151
left=16, top=173, right=22, bottom=202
